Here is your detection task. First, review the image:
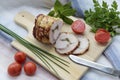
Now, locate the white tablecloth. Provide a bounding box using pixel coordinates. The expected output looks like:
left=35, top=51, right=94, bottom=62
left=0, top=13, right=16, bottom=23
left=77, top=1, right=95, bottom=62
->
left=0, top=0, right=119, bottom=80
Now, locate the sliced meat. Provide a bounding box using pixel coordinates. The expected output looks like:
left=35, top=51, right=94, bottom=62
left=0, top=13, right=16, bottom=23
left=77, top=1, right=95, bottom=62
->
left=54, top=33, right=69, bottom=49
left=33, top=14, right=63, bottom=44
left=55, top=33, right=79, bottom=54
left=72, top=35, right=89, bottom=55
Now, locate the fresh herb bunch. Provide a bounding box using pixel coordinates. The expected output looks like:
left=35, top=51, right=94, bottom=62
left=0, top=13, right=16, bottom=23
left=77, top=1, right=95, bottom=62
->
left=48, top=0, right=76, bottom=25
left=85, top=0, right=120, bottom=37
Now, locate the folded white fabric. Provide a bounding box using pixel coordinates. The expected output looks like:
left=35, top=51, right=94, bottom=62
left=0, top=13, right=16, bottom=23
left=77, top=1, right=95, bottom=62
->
left=104, top=36, right=120, bottom=70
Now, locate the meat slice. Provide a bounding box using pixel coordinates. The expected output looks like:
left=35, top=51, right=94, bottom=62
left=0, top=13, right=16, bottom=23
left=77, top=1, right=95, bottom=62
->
left=55, top=33, right=79, bottom=54
left=72, top=35, right=89, bottom=55
left=54, top=33, right=69, bottom=49
left=33, top=14, right=63, bottom=44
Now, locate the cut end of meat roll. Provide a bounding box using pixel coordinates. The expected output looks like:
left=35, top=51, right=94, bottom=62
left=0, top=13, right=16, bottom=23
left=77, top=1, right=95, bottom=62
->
left=33, top=14, right=63, bottom=44
left=73, top=35, right=90, bottom=55
left=55, top=33, right=79, bottom=55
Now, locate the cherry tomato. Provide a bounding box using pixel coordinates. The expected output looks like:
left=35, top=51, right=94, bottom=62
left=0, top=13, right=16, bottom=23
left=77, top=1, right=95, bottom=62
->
left=24, top=62, right=37, bottom=76
left=8, top=62, right=22, bottom=76
left=14, top=52, right=26, bottom=64
left=71, top=20, right=85, bottom=34
left=95, top=29, right=110, bottom=43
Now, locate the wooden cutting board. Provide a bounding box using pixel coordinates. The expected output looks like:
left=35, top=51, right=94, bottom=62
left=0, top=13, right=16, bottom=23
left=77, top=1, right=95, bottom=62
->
left=12, top=11, right=111, bottom=80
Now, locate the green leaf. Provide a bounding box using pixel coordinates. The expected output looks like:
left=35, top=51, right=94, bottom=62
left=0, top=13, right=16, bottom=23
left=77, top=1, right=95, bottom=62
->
left=91, top=26, right=97, bottom=32
left=94, top=7, right=101, bottom=12
left=110, top=31, right=115, bottom=37
left=111, top=1, right=118, bottom=10
left=60, top=14, right=73, bottom=25
left=102, top=1, right=108, bottom=8
left=62, top=9, right=76, bottom=16
left=63, top=2, right=71, bottom=9
left=54, top=0, right=63, bottom=11
left=48, top=10, right=55, bottom=16
left=93, top=0, right=100, bottom=7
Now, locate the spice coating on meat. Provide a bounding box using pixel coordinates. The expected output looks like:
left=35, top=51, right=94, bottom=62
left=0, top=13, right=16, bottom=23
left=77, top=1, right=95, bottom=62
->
left=33, top=14, right=63, bottom=44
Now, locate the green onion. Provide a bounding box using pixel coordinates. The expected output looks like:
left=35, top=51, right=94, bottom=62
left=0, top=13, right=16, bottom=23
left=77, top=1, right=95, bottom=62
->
left=0, top=24, right=70, bottom=76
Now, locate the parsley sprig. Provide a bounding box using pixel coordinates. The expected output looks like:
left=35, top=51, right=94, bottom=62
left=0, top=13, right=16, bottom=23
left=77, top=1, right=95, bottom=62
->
left=85, top=0, right=120, bottom=36
left=48, top=0, right=76, bottom=25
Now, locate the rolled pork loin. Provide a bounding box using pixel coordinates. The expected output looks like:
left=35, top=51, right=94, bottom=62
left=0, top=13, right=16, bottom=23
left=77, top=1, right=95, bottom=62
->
left=33, top=14, right=63, bottom=44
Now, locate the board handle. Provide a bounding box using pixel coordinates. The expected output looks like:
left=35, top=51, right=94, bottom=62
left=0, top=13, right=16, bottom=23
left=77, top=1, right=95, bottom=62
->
left=14, top=11, right=35, bottom=32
